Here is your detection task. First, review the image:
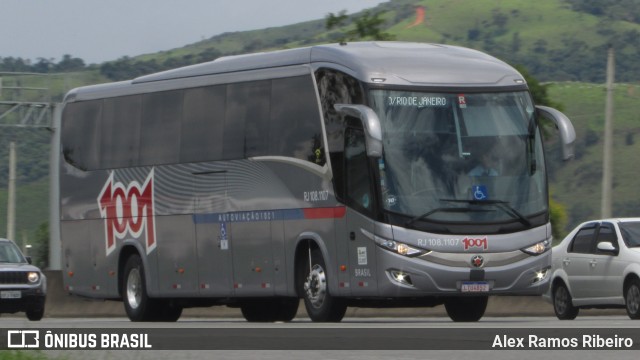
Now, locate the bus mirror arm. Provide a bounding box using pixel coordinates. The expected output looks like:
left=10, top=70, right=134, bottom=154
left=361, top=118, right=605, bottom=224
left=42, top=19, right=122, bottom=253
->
left=334, top=104, right=383, bottom=157
left=536, top=105, right=576, bottom=161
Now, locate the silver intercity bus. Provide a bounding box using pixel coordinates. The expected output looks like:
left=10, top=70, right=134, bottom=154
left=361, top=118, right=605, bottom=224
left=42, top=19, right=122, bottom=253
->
left=59, top=42, right=575, bottom=322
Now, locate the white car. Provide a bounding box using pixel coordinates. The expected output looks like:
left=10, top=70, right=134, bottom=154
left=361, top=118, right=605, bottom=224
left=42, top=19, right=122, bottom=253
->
left=545, top=218, right=640, bottom=320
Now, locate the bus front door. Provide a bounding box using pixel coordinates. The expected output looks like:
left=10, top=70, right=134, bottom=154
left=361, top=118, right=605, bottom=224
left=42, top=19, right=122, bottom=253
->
left=344, top=126, right=378, bottom=295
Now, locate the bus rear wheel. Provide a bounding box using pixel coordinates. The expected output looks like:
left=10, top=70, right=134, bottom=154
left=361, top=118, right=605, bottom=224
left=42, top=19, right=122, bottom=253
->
left=444, top=296, right=488, bottom=322
left=298, top=247, right=346, bottom=322
left=240, top=297, right=299, bottom=322
left=155, top=300, right=183, bottom=322
left=123, top=254, right=155, bottom=321
left=122, top=254, right=182, bottom=322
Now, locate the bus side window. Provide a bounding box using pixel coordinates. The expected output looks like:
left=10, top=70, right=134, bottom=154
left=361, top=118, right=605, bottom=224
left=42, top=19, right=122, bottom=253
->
left=61, top=100, right=102, bottom=170
left=345, top=127, right=373, bottom=216
left=315, top=68, right=365, bottom=202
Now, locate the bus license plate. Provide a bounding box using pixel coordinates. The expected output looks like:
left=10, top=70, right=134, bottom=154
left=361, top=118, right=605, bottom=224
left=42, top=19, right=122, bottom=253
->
left=461, top=282, right=489, bottom=293
left=1, top=291, right=21, bottom=299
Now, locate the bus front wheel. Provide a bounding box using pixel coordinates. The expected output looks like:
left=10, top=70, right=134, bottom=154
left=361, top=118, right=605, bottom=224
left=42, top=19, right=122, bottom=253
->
left=298, top=246, right=346, bottom=322
left=444, top=296, right=488, bottom=322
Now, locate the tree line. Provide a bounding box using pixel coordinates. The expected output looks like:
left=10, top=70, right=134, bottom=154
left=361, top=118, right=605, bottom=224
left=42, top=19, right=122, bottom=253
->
left=0, top=48, right=221, bottom=81
left=3, top=2, right=640, bottom=84
left=0, top=55, right=86, bottom=73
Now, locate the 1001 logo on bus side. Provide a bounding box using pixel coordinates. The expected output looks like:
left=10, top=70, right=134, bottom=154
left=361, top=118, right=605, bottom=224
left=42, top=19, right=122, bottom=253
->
left=97, top=170, right=157, bottom=256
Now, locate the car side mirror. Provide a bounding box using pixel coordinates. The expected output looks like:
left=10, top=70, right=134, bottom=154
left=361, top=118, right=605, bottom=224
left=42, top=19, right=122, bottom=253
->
left=334, top=104, right=383, bottom=158
left=536, top=105, right=576, bottom=161
left=596, top=241, right=617, bottom=254
left=25, top=256, right=32, bottom=264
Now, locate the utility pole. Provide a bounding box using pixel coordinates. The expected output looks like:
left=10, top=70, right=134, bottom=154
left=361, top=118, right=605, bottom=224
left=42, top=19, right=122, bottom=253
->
left=601, top=46, right=615, bottom=219
left=7, top=141, right=16, bottom=241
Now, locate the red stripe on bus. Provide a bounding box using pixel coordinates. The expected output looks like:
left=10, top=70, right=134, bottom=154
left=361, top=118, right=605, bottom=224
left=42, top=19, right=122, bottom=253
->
left=303, top=207, right=346, bottom=219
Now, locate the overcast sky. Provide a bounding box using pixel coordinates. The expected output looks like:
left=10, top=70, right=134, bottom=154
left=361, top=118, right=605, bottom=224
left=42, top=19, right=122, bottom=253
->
left=1, top=0, right=385, bottom=64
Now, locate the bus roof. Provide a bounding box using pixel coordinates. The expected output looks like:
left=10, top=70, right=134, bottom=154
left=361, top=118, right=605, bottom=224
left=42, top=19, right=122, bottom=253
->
left=65, top=42, right=525, bottom=102
left=135, top=41, right=523, bottom=87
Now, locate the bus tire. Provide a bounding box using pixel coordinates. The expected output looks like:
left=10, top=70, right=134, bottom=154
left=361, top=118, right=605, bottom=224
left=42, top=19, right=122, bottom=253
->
left=552, top=282, right=579, bottom=320
left=240, top=297, right=299, bottom=322
left=240, top=301, right=273, bottom=322
left=122, top=254, right=156, bottom=322
left=274, top=297, right=299, bottom=322
left=444, top=296, right=487, bottom=322
left=298, top=247, right=346, bottom=322
left=155, top=300, right=183, bottom=322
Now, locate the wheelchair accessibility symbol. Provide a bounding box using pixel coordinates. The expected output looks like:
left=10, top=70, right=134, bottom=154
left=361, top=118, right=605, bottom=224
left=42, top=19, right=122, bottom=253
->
left=472, top=185, right=488, bottom=200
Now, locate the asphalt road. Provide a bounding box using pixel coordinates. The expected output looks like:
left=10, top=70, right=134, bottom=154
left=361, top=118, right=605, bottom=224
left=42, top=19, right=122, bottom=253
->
left=2, top=316, right=640, bottom=360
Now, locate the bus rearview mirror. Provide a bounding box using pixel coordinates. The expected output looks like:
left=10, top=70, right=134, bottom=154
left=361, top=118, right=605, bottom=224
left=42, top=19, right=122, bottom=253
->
left=536, top=105, right=576, bottom=161
left=334, top=104, right=383, bottom=157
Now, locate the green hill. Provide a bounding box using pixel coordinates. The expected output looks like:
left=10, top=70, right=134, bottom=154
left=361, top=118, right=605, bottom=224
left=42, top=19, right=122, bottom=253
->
left=548, top=82, right=640, bottom=230
left=2, top=0, right=640, bottom=255
left=122, top=0, right=640, bottom=83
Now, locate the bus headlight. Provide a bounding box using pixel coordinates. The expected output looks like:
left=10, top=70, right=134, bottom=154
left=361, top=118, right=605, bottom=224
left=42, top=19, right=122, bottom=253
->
left=521, top=240, right=550, bottom=256
left=380, top=240, right=426, bottom=257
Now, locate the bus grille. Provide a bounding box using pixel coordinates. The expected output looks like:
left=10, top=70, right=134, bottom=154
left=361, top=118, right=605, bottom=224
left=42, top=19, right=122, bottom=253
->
left=0, top=271, right=29, bottom=284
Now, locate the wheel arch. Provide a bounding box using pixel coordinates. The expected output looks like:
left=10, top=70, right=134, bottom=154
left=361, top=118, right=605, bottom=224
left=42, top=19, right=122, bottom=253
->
left=550, top=270, right=571, bottom=295
left=550, top=274, right=573, bottom=303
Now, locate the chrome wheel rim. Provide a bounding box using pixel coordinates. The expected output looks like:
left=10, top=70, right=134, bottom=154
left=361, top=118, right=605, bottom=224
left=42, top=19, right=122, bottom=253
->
left=126, top=268, right=142, bottom=309
left=304, top=264, right=327, bottom=309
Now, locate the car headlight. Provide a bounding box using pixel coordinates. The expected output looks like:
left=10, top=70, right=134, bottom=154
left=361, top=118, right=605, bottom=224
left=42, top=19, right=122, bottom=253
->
left=380, top=240, right=426, bottom=257
left=521, top=240, right=551, bottom=256
left=27, top=272, right=40, bottom=283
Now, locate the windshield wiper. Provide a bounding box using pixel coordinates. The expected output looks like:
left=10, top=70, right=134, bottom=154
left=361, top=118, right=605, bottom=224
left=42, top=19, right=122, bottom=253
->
left=405, top=207, right=492, bottom=228
left=439, top=199, right=531, bottom=227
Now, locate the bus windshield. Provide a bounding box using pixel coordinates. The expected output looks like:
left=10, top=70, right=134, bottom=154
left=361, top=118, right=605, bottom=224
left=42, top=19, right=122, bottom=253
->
left=369, top=90, right=547, bottom=227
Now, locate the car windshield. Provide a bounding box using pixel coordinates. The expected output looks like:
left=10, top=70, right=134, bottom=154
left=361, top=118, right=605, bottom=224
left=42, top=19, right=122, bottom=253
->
left=619, top=222, right=640, bottom=247
left=369, top=89, right=547, bottom=226
left=0, top=241, right=27, bottom=263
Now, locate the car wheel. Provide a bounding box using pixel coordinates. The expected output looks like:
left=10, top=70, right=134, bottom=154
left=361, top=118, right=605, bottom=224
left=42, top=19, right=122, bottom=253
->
left=26, top=307, right=44, bottom=321
left=553, top=282, right=579, bottom=320
left=26, top=298, right=45, bottom=321
left=625, top=279, right=640, bottom=320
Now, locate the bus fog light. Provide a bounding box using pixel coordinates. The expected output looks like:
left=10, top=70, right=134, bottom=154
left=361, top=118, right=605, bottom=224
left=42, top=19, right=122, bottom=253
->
left=389, top=270, right=413, bottom=286
left=533, top=267, right=550, bottom=284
